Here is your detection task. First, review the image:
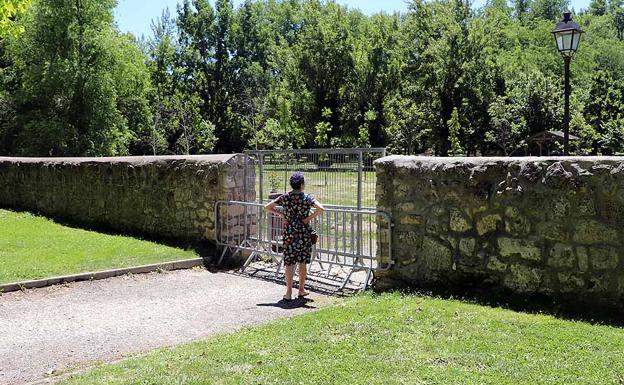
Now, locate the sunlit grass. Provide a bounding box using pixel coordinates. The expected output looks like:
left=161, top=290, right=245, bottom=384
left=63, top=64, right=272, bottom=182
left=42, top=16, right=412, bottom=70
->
left=61, top=293, right=624, bottom=385
left=257, top=167, right=377, bottom=208
left=0, top=209, right=199, bottom=284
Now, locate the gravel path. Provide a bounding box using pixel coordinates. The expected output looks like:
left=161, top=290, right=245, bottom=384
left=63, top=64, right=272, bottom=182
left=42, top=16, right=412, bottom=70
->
left=0, top=268, right=325, bottom=385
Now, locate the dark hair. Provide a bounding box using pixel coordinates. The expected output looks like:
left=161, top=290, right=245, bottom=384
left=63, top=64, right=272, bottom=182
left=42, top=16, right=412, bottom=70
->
left=290, top=172, right=305, bottom=190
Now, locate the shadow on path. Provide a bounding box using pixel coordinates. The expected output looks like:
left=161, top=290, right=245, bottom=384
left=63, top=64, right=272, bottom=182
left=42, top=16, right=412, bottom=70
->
left=257, top=297, right=317, bottom=310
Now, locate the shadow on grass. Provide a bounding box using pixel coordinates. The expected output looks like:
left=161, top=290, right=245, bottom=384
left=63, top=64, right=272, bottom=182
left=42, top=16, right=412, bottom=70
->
left=382, top=282, right=624, bottom=328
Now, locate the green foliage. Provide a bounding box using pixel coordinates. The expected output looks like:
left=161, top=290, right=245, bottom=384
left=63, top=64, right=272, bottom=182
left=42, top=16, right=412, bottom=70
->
left=0, top=0, right=30, bottom=39
left=531, top=0, right=569, bottom=21
left=2, top=0, right=624, bottom=156
left=589, top=0, right=608, bottom=16
left=448, top=108, right=464, bottom=155
left=584, top=70, right=624, bottom=154
left=1, top=0, right=151, bottom=156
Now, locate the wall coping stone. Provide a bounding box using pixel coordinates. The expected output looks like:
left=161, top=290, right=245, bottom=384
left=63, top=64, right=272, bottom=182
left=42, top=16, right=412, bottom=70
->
left=375, top=155, right=624, bottom=168
left=0, top=154, right=238, bottom=165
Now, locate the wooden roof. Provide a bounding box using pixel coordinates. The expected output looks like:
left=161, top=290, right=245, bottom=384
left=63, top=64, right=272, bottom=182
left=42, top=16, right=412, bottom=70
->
left=529, top=131, right=581, bottom=142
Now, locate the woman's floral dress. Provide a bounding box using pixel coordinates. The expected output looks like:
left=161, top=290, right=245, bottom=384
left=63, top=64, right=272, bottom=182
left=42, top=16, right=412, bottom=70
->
left=275, top=191, right=316, bottom=266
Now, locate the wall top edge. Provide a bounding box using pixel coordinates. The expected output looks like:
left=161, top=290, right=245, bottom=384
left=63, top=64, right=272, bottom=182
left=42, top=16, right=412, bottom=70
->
left=375, top=155, right=624, bottom=167
left=0, top=154, right=244, bottom=165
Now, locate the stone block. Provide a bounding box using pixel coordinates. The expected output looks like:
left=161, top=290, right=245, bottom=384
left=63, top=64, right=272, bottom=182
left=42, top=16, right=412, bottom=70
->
left=498, top=237, right=542, bottom=262
left=577, top=196, right=596, bottom=216
left=486, top=256, right=508, bottom=272
left=504, top=207, right=530, bottom=236
left=558, top=272, right=585, bottom=293
left=576, top=247, right=589, bottom=272
left=587, top=274, right=611, bottom=293
left=572, top=220, right=619, bottom=245
left=426, top=216, right=449, bottom=234
left=397, top=230, right=420, bottom=245
left=538, top=274, right=556, bottom=295
left=459, top=237, right=476, bottom=256
left=419, top=236, right=453, bottom=271
left=550, top=197, right=571, bottom=219
left=227, top=205, right=248, bottom=217
left=588, top=247, right=620, bottom=270
left=547, top=244, right=576, bottom=269
left=534, top=221, right=568, bottom=242
left=398, top=202, right=416, bottom=212
left=197, top=209, right=208, bottom=220
left=400, top=214, right=424, bottom=226
left=450, top=208, right=472, bottom=232
left=504, top=264, right=542, bottom=294
left=476, top=214, right=501, bottom=235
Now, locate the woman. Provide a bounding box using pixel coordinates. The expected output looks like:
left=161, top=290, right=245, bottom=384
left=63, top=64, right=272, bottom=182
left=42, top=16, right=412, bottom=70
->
left=265, top=172, right=324, bottom=301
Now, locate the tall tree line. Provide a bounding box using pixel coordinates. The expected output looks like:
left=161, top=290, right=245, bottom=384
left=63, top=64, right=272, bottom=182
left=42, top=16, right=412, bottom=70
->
left=1, top=0, right=624, bottom=156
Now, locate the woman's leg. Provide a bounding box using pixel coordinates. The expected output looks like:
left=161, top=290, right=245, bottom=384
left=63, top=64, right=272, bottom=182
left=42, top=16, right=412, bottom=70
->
left=298, top=263, right=307, bottom=295
left=284, top=264, right=294, bottom=300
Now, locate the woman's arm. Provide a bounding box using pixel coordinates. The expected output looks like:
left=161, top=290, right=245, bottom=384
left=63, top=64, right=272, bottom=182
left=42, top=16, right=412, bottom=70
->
left=303, top=201, right=324, bottom=224
left=264, top=199, right=284, bottom=218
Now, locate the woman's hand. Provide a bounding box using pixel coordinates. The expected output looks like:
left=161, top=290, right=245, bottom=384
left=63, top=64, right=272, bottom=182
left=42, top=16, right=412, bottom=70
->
left=303, top=201, right=325, bottom=225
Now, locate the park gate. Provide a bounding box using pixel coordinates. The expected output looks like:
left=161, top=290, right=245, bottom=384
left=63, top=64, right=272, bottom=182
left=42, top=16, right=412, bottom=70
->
left=215, top=149, right=393, bottom=290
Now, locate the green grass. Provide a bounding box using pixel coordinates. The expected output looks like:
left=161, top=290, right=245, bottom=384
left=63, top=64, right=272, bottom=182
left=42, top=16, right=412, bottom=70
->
left=0, top=209, right=199, bottom=284
left=60, top=293, right=624, bottom=385
left=259, top=168, right=377, bottom=208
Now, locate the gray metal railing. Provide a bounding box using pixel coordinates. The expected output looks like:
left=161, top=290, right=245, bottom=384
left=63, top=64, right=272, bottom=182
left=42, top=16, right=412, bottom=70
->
left=215, top=200, right=393, bottom=291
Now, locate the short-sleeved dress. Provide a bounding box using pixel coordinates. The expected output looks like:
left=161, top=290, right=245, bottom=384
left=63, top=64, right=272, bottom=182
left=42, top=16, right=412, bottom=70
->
left=275, top=191, right=316, bottom=266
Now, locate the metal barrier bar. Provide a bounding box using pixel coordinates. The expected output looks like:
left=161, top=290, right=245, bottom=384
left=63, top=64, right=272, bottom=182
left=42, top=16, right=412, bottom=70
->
left=215, top=200, right=393, bottom=291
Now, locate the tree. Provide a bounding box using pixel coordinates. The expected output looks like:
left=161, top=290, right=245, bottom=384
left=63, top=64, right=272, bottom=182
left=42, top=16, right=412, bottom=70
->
left=0, top=0, right=30, bottom=39
left=402, top=0, right=476, bottom=156
left=589, top=0, right=608, bottom=16
left=513, top=0, right=532, bottom=21
left=487, top=95, right=527, bottom=155
left=144, top=8, right=177, bottom=155
left=1, top=0, right=151, bottom=156
left=384, top=84, right=431, bottom=155
left=448, top=108, right=464, bottom=155
left=584, top=71, right=624, bottom=154
left=531, top=0, right=569, bottom=21
left=4, top=0, right=624, bottom=156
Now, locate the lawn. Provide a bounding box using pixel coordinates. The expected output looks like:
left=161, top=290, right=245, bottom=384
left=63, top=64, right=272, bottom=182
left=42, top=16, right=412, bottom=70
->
left=60, top=293, right=624, bottom=385
left=0, top=209, right=199, bottom=284
left=257, top=167, right=377, bottom=209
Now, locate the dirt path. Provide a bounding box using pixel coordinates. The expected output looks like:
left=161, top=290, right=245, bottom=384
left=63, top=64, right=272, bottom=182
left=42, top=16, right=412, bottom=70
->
left=0, top=268, right=326, bottom=385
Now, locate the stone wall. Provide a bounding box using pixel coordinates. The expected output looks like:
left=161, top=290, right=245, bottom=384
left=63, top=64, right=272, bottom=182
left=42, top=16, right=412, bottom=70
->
left=0, top=155, right=254, bottom=244
left=375, top=156, right=624, bottom=309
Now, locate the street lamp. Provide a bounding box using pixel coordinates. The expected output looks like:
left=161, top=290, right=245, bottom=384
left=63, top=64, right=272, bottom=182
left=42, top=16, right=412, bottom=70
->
left=552, top=11, right=583, bottom=155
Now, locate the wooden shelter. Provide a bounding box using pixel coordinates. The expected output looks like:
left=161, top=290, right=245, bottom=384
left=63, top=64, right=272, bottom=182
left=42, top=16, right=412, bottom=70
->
left=528, top=130, right=581, bottom=156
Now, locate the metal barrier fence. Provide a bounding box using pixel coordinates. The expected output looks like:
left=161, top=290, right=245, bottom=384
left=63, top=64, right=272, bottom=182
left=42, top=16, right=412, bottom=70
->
left=215, top=200, right=393, bottom=291
left=244, top=148, right=386, bottom=209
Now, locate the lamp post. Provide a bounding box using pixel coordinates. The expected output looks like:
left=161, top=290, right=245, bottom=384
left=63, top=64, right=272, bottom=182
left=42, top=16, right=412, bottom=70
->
left=552, top=11, right=583, bottom=156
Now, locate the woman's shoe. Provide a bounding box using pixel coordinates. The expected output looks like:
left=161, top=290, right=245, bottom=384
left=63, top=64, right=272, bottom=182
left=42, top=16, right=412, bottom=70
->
left=282, top=295, right=293, bottom=302
left=297, top=291, right=310, bottom=298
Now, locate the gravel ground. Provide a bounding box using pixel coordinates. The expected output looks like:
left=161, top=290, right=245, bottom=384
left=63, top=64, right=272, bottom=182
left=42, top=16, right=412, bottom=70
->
left=0, top=268, right=326, bottom=385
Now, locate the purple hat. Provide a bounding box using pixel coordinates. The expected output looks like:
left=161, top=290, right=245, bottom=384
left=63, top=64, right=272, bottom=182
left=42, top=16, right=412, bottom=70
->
left=290, top=172, right=305, bottom=185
